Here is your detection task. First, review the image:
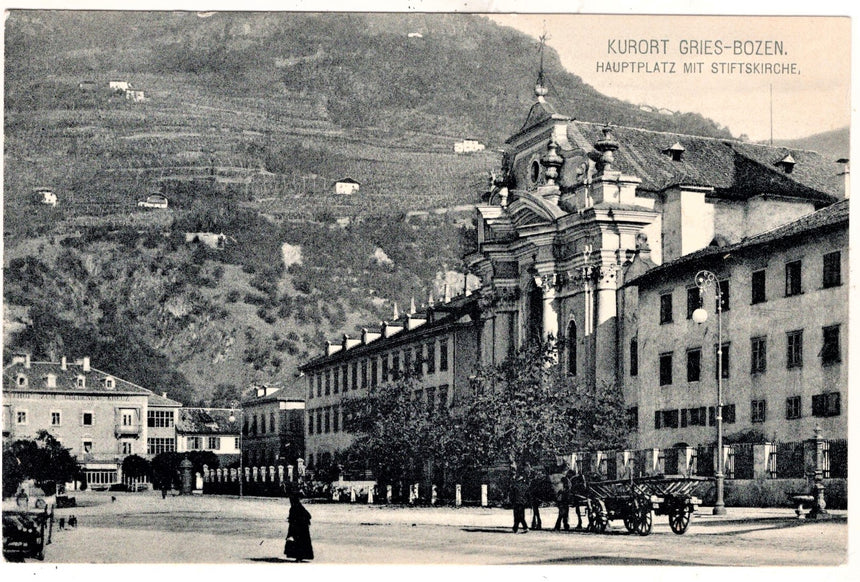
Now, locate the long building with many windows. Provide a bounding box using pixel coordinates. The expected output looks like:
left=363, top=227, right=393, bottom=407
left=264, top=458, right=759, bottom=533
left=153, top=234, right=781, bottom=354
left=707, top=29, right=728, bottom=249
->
left=619, top=199, right=848, bottom=448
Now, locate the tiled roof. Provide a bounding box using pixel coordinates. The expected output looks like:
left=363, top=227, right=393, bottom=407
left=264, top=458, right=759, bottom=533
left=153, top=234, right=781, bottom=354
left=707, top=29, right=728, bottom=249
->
left=176, top=407, right=241, bottom=435
left=147, top=392, right=183, bottom=407
left=566, top=121, right=841, bottom=203
left=3, top=361, right=152, bottom=396
left=625, top=199, right=849, bottom=287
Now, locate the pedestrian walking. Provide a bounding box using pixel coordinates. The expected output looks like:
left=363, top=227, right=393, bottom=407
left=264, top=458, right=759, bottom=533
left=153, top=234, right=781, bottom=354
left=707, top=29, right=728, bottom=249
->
left=526, top=464, right=543, bottom=530
left=283, top=488, right=314, bottom=562
left=553, top=471, right=571, bottom=531
left=510, top=474, right=529, bottom=533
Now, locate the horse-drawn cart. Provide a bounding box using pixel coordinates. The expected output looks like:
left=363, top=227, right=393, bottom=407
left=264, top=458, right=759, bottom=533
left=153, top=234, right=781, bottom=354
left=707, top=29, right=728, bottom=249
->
left=574, top=474, right=708, bottom=535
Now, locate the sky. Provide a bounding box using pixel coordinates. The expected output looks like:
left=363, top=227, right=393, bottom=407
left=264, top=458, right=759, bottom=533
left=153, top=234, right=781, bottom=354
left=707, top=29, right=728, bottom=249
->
left=489, top=13, right=851, bottom=142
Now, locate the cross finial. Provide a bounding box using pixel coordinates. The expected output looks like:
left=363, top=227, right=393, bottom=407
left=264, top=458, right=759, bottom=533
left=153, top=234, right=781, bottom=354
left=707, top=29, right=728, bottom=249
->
left=535, top=22, right=551, bottom=100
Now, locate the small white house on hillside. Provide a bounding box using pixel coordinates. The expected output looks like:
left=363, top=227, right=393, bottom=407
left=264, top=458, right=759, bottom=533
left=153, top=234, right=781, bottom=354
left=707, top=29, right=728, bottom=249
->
left=35, top=187, right=57, bottom=207
left=334, top=178, right=360, bottom=195
left=138, top=193, right=168, bottom=209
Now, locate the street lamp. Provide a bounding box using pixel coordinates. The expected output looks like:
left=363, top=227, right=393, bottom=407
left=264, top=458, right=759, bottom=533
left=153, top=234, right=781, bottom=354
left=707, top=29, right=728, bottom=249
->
left=228, top=401, right=244, bottom=499
left=692, top=269, right=727, bottom=516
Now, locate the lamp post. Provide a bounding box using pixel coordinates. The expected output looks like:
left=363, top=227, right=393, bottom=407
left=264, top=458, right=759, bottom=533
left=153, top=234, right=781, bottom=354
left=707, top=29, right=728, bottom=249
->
left=692, top=269, right=727, bottom=515
left=228, top=401, right=244, bottom=499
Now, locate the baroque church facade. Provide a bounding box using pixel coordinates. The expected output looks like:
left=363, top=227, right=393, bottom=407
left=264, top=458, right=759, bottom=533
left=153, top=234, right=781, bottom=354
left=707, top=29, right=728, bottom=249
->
left=301, top=80, right=846, bottom=466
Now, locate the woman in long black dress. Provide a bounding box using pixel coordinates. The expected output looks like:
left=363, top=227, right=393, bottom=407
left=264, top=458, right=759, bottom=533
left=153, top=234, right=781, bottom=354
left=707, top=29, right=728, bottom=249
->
left=284, top=490, right=314, bottom=562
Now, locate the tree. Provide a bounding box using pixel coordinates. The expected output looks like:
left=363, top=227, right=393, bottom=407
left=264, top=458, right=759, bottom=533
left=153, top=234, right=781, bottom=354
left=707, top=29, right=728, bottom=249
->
left=342, top=373, right=434, bottom=487
left=460, top=340, right=629, bottom=471
left=150, top=452, right=182, bottom=490
left=121, top=454, right=152, bottom=479
left=2, top=431, right=81, bottom=497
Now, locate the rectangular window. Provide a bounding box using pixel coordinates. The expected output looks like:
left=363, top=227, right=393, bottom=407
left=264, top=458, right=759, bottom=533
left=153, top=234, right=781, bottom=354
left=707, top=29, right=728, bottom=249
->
left=750, top=336, right=767, bottom=374
left=680, top=408, right=688, bottom=428
left=655, top=409, right=678, bottom=429
left=709, top=406, right=716, bottom=427
left=786, top=396, right=802, bottom=420
left=426, top=342, right=436, bottom=374
left=352, top=362, right=358, bottom=390
left=659, top=352, right=673, bottom=386
left=147, top=438, right=176, bottom=455
left=325, top=370, right=331, bottom=395
left=438, top=385, right=449, bottom=413
left=207, top=436, right=220, bottom=450
left=787, top=330, right=804, bottom=368
left=785, top=260, right=802, bottom=296
left=308, top=412, right=314, bottom=435
left=629, top=338, right=638, bottom=377
left=717, top=279, right=730, bottom=312
left=361, top=360, right=368, bottom=389
left=121, top=410, right=135, bottom=426
left=188, top=437, right=202, bottom=450
left=686, top=348, right=701, bottom=382
left=751, top=400, right=766, bottom=423
left=426, top=386, right=436, bottom=412
left=120, top=441, right=133, bottom=455
left=371, top=358, right=378, bottom=387
left=414, top=347, right=423, bottom=376
left=342, top=364, right=349, bottom=391
left=333, top=406, right=340, bottom=432
left=333, top=367, right=339, bottom=393
left=686, top=287, right=701, bottom=319
left=439, top=340, right=449, bottom=371
left=381, top=356, right=389, bottom=382
left=660, top=293, right=673, bottom=324
left=147, top=410, right=175, bottom=428
left=83, top=440, right=93, bottom=453
left=751, top=269, right=766, bottom=304
left=714, top=343, right=730, bottom=379
left=270, top=412, right=276, bottom=433
left=404, top=349, right=412, bottom=374
left=83, top=412, right=94, bottom=426
left=51, top=411, right=61, bottom=426
left=307, top=376, right=314, bottom=400
left=689, top=406, right=707, bottom=427
left=821, top=325, right=841, bottom=365
left=723, top=404, right=736, bottom=424
left=626, top=407, right=638, bottom=431
left=316, top=373, right=322, bottom=397
left=324, top=408, right=330, bottom=433
left=812, top=392, right=841, bottom=417
left=822, top=251, right=841, bottom=288
left=315, top=410, right=322, bottom=434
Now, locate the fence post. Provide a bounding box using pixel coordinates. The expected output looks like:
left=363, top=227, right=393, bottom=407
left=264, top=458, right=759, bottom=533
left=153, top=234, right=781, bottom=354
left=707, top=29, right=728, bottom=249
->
left=431, top=484, right=438, bottom=506
left=808, top=426, right=830, bottom=519
left=386, top=484, right=393, bottom=504
left=480, top=484, right=488, bottom=507
left=752, top=443, right=771, bottom=480
left=367, top=485, right=374, bottom=504
left=350, top=487, right=356, bottom=503
left=455, top=484, right=462, bottom=507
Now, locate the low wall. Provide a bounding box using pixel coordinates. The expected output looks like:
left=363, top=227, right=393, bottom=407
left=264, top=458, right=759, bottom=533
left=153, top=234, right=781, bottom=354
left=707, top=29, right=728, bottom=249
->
left=697, top=478, right=847, bottom=510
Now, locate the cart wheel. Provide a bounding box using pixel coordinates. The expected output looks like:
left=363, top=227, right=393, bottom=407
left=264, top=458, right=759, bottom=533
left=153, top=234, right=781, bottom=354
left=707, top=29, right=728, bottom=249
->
left=669, top=508, right=691, bottom=535
left=623, top=515, right=637, bottom=533
left=636, top=505, right=653, bottom=536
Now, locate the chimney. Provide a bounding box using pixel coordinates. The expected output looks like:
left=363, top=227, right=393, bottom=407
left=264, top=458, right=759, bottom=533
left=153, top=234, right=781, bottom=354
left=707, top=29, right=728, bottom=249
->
left=837, top=158, right=850, bottom=199
left=24, top=354, right=31, bottom=369
left=61, top=356, right=67, bottom=371
left=162, top=392, right=168, bottom=398
left=82, top=356, right=91, bottom=372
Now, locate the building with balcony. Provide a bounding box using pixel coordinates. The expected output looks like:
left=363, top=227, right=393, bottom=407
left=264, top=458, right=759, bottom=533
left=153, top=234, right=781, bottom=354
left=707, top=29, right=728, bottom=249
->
left=2, top=355, right=181, bottom=488
left=240, top=385, right=305, bottom=467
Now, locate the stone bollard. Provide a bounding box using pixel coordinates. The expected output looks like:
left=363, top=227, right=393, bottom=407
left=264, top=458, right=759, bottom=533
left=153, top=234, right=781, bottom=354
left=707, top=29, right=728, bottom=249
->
left=386, top=484, right=393, bottom=504
left=287, top=465, right=294, bottom=482
left=244, top=467, right=250, bottom=483
left=252, top=467, right=259, bottom=482
left=413, top=483, right=420, bottom=504
left=367, top=485, right=374, bottom=504
left=480, top=484, right=488, bottom=507
left=350, top=487, right=356, bottom=503
left=455, top=484, right=462, bottom=507
left=277, top=465, right=285, bottom=484
left=431, top=484, right=438, bottom=506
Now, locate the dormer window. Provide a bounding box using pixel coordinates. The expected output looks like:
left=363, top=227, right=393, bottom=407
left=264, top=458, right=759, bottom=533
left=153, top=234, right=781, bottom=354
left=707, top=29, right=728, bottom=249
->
left=104, top=377, right=115, bottom=389
left=45, top=374, right=57, bottom=388
left=777, top=154, right=796, bottom=174
left=16, top=374, right=27, bottom=387
left=76, top=375, right=86, bottom=389
left=663, top=142, right=685, bottom=162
